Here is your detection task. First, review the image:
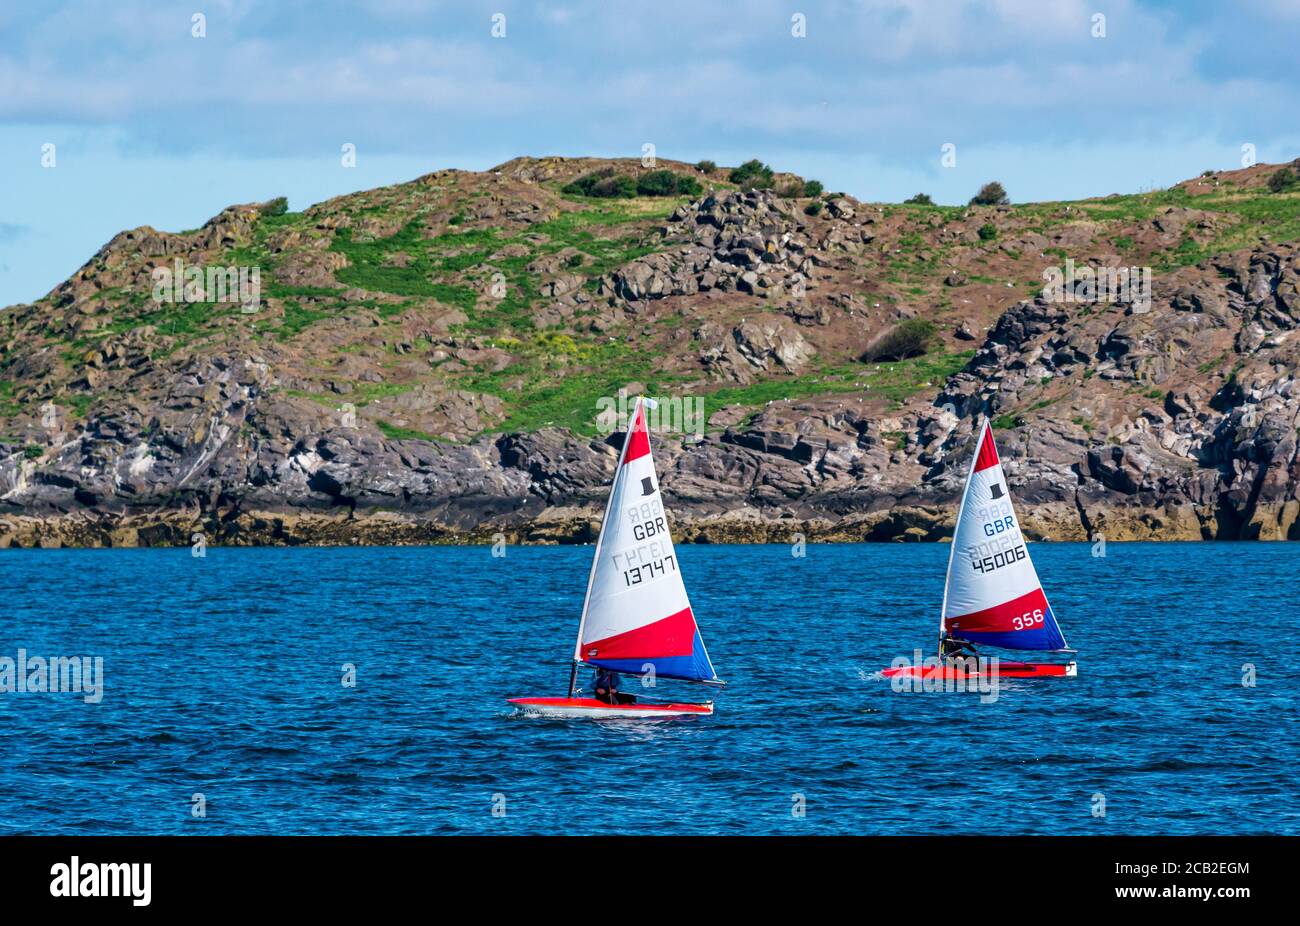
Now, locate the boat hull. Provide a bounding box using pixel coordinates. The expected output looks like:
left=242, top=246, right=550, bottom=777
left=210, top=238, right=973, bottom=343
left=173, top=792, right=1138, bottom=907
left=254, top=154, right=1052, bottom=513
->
left=882, top=660, right=1077, bottom=680
left=507, top=696, right=714, bottom=718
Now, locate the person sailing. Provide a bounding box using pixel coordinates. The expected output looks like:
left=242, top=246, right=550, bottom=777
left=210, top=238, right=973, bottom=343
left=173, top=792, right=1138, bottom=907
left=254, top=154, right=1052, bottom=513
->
left=592, top=667, right=637, bottom=705
left=940, top=630, right=979, bottom=668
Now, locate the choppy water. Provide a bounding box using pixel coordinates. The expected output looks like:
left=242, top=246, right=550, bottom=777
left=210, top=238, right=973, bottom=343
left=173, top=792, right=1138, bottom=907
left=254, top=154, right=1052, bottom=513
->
left=0, top=542, right=1295, bottom=834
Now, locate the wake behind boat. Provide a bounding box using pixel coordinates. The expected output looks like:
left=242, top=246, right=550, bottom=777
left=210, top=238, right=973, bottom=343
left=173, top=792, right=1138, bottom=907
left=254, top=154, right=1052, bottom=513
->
left=509, top=397, right=723, bottom=719
left=882, top=418, right=1078, bottom=682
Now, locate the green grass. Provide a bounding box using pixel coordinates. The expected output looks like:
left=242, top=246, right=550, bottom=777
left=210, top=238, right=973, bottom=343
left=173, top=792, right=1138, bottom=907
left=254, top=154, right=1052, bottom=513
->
left=350, top=382, right=416, bottom=405
left=327, top=204, right=670, bottom=335
left=277, top=300, right=332, bottom=340
left=0, top=380, right=18, bottom=418
left=456, top=334, right=670, bottom=434
left=704, top=351, right=975, bottom=412
left=55, top=394, right=95, bottom=419
left=451, top=343, right=977, bottom=439
left=286, top=381, right=416, bottom=408
left=376, top=420, right=444, bottom=442
left=264, top=282, right=342, bottom=300
left=81, top=299, right=234, bottom=354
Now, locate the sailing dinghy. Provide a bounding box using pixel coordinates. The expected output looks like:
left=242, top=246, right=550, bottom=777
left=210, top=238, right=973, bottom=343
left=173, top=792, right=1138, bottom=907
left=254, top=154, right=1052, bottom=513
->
left=509, top=397, right=723, bottom=718
left=882, top=418, right=1077, bottom=681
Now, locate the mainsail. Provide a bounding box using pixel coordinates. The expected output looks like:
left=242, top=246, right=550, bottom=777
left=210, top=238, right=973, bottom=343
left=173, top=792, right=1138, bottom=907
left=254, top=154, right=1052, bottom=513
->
left=940, top=419, right=1068, bottom=651
left=573, top=397, right=718, bottom=682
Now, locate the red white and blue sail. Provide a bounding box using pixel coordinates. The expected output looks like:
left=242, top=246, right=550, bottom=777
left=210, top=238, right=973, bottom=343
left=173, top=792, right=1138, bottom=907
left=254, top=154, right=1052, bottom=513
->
left=940, top=419, right=1068, bottom=651
left=574, top=398, right=718, bottom=682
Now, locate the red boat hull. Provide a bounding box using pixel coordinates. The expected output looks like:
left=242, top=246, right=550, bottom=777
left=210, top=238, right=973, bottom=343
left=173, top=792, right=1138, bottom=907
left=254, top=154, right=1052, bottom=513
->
left=507, top=696, right=713, bottom=718
left=882, top=660, right=1077, bottom=680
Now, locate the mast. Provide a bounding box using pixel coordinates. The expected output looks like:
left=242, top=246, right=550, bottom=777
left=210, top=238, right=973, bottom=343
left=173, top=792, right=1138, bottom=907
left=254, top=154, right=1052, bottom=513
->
left=569, top=395, right=642, bottom=696
left=939, top=417, right=986, bottom=656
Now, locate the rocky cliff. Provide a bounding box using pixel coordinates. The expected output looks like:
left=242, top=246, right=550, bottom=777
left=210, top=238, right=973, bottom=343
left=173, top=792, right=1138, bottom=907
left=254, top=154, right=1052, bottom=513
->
left=2, top=156, right=1299, bottom=547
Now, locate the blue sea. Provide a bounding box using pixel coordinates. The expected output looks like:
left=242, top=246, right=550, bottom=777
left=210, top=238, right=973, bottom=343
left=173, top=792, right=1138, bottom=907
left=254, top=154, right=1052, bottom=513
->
left=0, top=542, right=1295, bottom=835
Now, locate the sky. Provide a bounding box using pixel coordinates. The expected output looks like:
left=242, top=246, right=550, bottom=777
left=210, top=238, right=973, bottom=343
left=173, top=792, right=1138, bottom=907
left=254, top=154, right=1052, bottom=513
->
left=2, top=0, right=1299, bottom=307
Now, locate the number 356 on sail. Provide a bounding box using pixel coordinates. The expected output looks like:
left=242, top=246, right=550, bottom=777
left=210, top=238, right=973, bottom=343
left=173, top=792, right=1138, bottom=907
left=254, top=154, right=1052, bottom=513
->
left=1012, top=609, right=1045, bottom=630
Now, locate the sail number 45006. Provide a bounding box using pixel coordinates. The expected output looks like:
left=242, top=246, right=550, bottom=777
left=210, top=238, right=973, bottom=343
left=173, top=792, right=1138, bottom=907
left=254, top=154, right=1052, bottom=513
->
left=969, top=540, right=1027, bottom=575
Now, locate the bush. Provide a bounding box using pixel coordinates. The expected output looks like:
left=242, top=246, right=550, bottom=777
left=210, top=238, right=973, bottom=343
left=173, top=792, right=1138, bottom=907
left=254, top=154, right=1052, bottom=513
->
left=681, top=175, right=704, bottom=196
left=563, top=168, right=699, bottom=198
left=561, top=171, right=599, bottom=197
left=730, top=159, right=775, bottom=189
left=969, top=181, right=1009, bottom=206
left=977, top=222, right=998, bottom=241
left=1267, top=167, right=1297, bottom=193
left=23, top=444, right=43, bottom=460
left=861, top=319, right=935, bottom=362
left=259, top=196, right=289, bottom=217
left=593, top=175, right=636, bottom=198
left=635, top=170, right=679, bottom=197
left=635, top=169, right=702, bottom=198
left=802, top=179, right=824, bottom=197
left=695, top=160, right=717, bottom=174
left=562, top=169, right=635, bottom=198
left=804, top=201, right=823, bottom=216
left=904, top=193, right=933, bottom=205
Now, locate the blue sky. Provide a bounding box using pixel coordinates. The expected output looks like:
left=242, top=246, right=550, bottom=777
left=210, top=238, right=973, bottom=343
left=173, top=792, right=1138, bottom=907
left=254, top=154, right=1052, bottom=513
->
left=2, top=0, right=1299, bottom=307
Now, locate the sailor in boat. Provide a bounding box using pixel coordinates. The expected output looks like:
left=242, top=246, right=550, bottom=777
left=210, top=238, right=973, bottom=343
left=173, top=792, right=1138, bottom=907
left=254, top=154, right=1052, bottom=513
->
left=940, top=631, right=979, bottom=667
left=592, top=668, right=637, bottom=705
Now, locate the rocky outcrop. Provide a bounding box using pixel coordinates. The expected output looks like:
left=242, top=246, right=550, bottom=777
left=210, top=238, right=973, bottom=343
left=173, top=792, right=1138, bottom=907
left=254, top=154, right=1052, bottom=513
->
left=604, top=190, right=816, bottom=305
left=3, top=156, right=1299, bottom=546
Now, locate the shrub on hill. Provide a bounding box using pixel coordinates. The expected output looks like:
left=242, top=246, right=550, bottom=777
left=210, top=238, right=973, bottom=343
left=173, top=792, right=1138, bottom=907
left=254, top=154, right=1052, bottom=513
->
left=861, top=319, right=936, bottom=362
left=730, top=159, right=775, bottom=189
left=904, top=193, right=933, bottom=205
left=969, top=181, right=1009, bottom=206
left=259, top=197, right=289, bottom=217
left=1267, top=167, right=1297, bottom=193
left=695, top=160, right=717, bottom=174
left=635, top=169, right=702, bottom=197
left=561, top=169, right=635, bottom=198
left=562, top=168, right=701, bottom=198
